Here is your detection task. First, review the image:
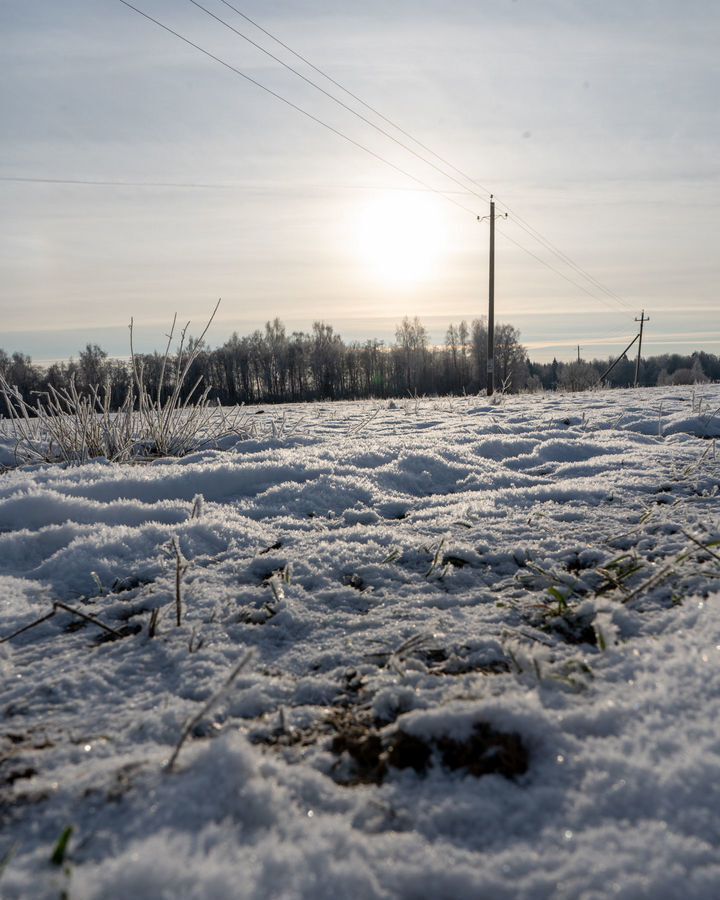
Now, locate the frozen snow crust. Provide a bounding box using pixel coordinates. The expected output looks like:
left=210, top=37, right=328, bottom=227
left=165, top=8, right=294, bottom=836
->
left=1, top=385, right=719, bottom=899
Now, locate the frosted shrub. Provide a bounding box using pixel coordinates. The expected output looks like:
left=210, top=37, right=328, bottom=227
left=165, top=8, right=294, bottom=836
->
left=0, top=302, right=256, bottom=465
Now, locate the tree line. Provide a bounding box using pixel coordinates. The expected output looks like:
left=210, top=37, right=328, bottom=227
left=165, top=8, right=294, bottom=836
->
left=1, top=316, right=717, bottom=409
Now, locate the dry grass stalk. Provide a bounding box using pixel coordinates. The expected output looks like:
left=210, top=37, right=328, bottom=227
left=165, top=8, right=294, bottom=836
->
left=0, top=601, right=123, bottom=643
left=171, top=537, right=189, bottom=627
left=165, top=650, right=254, bottom=772
left=1, top=300, right=259, bottom=465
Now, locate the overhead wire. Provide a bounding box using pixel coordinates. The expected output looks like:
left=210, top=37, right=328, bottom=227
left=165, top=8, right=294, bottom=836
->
left=185, top=0, right=493, bottom=206
left=214, top=0, right=496, bottom=198
left=492, top=199, right=634, bottom=310
left=119, top=0, right=631, bottom=318
left=114, top=0, right=478, bottom=217
left=210, top=0, right=633, bottom=313
left=0, top=175, right=473, bottom=194
left=1, top=175, right=245, bottom=189
left=495, top=221, right=629, bottom=313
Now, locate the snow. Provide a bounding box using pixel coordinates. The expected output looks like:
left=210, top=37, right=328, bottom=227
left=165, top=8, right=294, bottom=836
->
left=1, top=385, right=719, bottom=899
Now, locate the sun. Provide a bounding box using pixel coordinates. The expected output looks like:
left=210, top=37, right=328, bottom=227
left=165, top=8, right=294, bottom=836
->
left=354, top=191, right=447, bottom=286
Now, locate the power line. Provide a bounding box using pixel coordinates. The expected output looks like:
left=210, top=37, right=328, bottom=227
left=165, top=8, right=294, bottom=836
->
left=0, top=175, right=473, bottom=194
left=117, top=1, right=631, bottom=317
left=186, top=0, right=492, bottom=206
left=496, top=221, right=629, bottom=313
left=115, top=0, right=478, bottom=218
left=211, top=0, right=632, bottom=313
left=0, top=175, right=245, bottom=189
left=215, top=0, right=496, bottom=197
left=494, top=201, right=634, bottom=311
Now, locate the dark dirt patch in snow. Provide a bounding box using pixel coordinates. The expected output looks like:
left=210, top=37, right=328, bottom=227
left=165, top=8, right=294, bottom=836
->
left=329, top=711, right=529, bottom=786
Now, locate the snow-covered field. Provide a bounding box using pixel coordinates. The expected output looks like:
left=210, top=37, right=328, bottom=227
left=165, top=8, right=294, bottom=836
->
left=1, top=386, right=720, bottom=899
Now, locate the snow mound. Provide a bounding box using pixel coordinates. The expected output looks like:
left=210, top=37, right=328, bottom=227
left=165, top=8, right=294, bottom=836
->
left=1, top=385, right=719, bottom=898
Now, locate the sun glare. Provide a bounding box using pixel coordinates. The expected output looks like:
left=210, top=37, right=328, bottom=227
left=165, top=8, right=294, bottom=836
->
left=355, top=192, right=447, bottom=286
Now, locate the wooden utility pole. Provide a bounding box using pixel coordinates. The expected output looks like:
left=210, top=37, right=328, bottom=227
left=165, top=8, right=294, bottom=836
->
left=634, top=311, right=649, bottom=387
left=577, top=345, right=581, bottom=363
left=487, top=195, right=495, bottom=396
left=477, top=196, right=506, bottom=396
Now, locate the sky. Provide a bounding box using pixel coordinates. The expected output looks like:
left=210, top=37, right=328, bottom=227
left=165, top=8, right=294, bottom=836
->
left=1, top=0, right=718, bottom=363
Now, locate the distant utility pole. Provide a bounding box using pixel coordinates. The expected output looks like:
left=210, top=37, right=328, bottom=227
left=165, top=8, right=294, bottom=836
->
left=634, top=310, right=649, bottom=387
left=577, top=345, right=582, bottom=363
left=478, top=195, right=507, bottom=396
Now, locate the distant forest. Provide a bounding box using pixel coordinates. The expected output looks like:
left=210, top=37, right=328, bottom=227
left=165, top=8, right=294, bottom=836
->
left=1, top=316, right=718, bottom=407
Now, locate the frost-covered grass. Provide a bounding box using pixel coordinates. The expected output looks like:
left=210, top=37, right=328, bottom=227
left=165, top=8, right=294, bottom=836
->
left=0, top=303, right=260, bottom=465
left=1, top=386, right=720, bottom=898
left=0, top=376, right=266, bottom=466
